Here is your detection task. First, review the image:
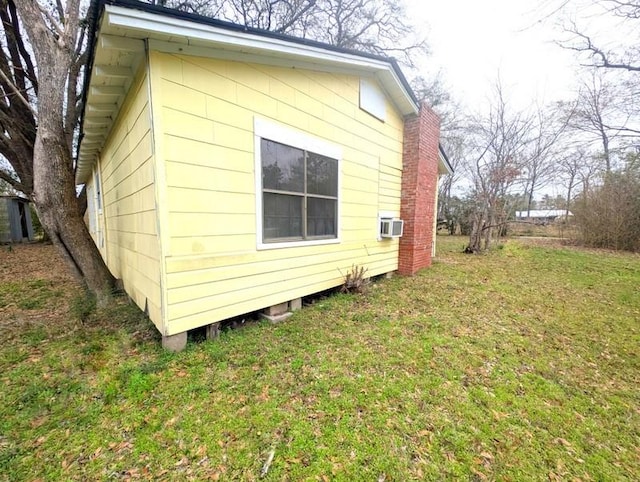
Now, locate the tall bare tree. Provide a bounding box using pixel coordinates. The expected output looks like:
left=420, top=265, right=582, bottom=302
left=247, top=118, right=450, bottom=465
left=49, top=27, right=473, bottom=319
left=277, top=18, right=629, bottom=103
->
left=464, top=81, right=533, bottom=252
left=554, top=0, right=640, bottom=167
left=559, top=149, right=583, bottom=216
left=520, top=105, right=568, bottom=216
left=565, top=71, right=628, bottom=172
left=14, top=0, right=115, bottom=302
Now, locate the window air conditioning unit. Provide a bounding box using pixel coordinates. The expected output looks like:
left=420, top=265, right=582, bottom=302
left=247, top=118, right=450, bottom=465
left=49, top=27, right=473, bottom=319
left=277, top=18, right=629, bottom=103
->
left=380, top=218, right=404, bottom=238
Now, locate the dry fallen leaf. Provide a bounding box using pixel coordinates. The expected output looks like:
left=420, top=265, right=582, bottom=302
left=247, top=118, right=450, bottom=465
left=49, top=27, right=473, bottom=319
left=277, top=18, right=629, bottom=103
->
left=166, top=417, right=177, bottom=427
left=553, top=438, right=571, bottom=448
left=471, top=468, right=488, bottom=480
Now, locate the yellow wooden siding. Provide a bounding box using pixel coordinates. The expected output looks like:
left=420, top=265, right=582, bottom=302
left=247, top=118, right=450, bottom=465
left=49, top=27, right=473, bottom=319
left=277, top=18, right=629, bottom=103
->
left=149, top=51, right=404, bottom=334
left=97, top=65, right=163, bottom=330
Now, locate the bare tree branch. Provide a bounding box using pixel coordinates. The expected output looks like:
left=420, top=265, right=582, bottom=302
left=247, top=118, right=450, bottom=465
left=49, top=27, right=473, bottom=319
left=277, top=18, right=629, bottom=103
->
left=0, top=68, right=36, bottom=115
left=0, top=165, right=26, bottom=193
left=561, top=29, right=640, bottom=72
left=7, top=0, right=38, bottom=94
left=35, top=0, right=65, bottom=40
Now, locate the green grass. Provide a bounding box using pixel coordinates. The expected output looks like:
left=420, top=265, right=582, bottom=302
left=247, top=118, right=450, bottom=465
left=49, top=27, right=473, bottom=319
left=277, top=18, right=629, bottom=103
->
left=1, top=237, right=639, bottom=480
left=0, top=279, right=62, bottom=310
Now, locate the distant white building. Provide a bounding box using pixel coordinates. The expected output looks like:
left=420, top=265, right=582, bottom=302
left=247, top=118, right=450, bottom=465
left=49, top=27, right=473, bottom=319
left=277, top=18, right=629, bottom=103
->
left=515, top=210, right=573, bottom=223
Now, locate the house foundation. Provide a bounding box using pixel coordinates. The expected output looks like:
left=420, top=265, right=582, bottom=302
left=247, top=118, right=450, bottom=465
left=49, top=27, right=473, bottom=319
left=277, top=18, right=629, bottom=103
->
left=260, top=300, right=296, bottom=323
left=162, top=331, right=187, bottom=352
left=206, top=322, right=221, bottom=340
left=289, top=298, right=302, bottom=311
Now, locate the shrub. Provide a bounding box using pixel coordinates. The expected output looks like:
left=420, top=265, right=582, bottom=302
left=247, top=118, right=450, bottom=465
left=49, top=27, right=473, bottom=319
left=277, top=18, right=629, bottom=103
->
left=573, top=171, right=640, bottom=252
left=341, top=264, right=369, bottom=294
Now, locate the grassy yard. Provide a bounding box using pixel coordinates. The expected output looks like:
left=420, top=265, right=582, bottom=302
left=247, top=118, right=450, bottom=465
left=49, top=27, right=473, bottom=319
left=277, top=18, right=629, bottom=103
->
left=1, top=238, right=638, bottom=481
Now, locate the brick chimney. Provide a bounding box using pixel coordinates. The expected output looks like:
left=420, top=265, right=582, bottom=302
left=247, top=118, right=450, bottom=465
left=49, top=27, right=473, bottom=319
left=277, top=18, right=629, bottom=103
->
left=398, top=104, right=441, bottom=275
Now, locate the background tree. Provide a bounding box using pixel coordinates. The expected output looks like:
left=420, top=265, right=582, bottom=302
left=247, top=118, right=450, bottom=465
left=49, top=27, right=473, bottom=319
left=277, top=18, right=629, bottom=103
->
left=463, top=81, right=532, bottom=252
left=572, top=167, right=640, bottom=251
left=153, top=0, right=427, bottom=66
left=558, top=148, right=585, bottom=216
left=520, top=105, right=566, bottom=215
left=440, top=194, right=474, bottom=236
left=436, top=133, right=463, bottom=233
left=563, top=71, right=629, bottom=172
left=13, top=0, right=115, bottom=302
left=0, top=0, right=38, bottom=197
left=561, top=0, right=640, bottom=72
left=551, top=0, right=640, bottom=251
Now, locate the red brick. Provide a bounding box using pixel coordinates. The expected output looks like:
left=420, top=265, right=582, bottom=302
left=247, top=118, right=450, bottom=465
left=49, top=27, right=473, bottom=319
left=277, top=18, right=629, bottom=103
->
left=398, top=104, right=440, bottom=275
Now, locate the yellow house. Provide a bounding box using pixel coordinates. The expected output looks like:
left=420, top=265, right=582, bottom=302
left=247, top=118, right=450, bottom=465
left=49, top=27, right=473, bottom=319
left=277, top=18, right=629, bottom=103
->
left=77, top=0, right=452, bottom=351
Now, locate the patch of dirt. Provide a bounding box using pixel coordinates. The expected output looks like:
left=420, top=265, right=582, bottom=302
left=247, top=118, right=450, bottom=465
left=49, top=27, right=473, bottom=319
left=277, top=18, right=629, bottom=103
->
left=0, top=242, right=75, bottom=282
left=0, top=242, right=82, bottom=340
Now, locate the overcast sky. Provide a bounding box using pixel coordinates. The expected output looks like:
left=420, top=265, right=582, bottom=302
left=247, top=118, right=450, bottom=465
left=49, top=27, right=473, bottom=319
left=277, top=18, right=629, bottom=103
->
left=402, top=0, right=640, bottom=197
left=405, top=0, right=624, bottom=112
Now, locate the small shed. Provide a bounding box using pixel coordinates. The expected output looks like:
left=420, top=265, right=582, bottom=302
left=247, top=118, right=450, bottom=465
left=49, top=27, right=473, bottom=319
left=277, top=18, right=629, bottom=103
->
left=0, top=196, right=34, bottom=243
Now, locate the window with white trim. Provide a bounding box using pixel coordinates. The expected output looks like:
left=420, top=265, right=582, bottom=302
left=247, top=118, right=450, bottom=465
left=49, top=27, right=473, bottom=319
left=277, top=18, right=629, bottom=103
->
left=255, top=119, right=341, bottom=248
left=261, top=138, right=338, bottom=242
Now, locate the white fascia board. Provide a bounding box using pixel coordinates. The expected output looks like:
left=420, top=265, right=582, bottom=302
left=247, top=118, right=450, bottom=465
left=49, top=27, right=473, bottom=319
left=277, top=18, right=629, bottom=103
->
left=438, top=150, right=454, bottom=175
left=103, top=5, right=418, bottom=116
left=373, top=70, right=419, bottom=118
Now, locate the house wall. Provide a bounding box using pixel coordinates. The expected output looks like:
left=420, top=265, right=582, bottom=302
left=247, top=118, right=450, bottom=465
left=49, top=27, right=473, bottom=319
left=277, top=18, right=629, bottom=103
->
left=89, top=64, right=164, bottom=331
left=147, top=50, right=407, bottom=335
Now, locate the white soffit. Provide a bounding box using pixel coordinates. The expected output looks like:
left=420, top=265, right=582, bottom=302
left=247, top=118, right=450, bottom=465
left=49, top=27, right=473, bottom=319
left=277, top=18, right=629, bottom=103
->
left=438, top=150, right=454, bottom=175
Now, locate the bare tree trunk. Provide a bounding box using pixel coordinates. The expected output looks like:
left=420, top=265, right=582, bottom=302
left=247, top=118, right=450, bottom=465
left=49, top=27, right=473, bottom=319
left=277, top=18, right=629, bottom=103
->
left=526, top=190, right=534, bottom=217
left=483, top=213, right=493, bottom=250
left=467, top=204, right=488, bottom=253
left=17, top=0, right=115, bottom=305
left=601, top=129, right=611, bottom=173
left=467, top=212, right=482, bottom=253
left=565, top=183, right=573, bottom=217
left=33, top=128, right=115, bottom=304
left=32, top=74, right=115, bottom=304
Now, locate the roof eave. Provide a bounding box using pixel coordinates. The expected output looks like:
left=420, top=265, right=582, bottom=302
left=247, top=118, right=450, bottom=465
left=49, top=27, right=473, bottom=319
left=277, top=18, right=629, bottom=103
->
left=438, top=144, right=454, bottom=175
left=103, top=3, right=418, bottom=114
left=76, top=1, right=419, bottom=184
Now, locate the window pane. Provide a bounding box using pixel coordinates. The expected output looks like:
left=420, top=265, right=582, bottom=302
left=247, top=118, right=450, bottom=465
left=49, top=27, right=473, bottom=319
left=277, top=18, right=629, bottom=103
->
left=262, top=139, right=304, bottom=193
left=307, top=198, right=336, bottom=237
left=263, top=192, right=303, bottom=240
left=307, top=152, right=338, bottom=197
